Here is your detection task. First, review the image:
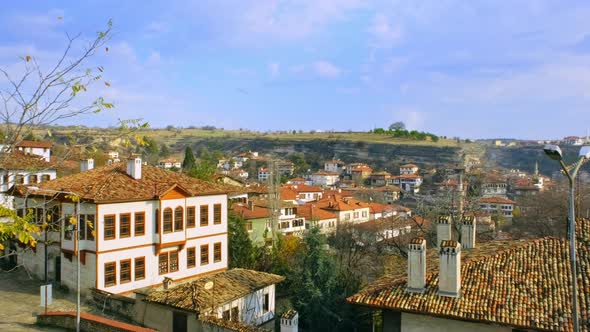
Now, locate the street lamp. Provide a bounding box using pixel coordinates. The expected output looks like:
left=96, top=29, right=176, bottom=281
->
left=542, top=144, right=589, bottom=332
left=28, top=186, right=82, bottom=332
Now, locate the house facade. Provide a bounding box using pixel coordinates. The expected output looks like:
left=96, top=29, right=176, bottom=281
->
left=158, top=159, right=182, bottom=169
left=14, top=157, right=230, bottom=296
left=14, top=140, right=52, bottom=162
left=324, top=160, right=344, bottom=173
left=399, top=164, right=419, bottom=175
left=310, top=171, right=340, bottom=187
left=392, top=174, right=423, bottom=193
left=479, top=197, right=516, bottom=218
left=0, top=153, right=57, bottom=209
left=258, top=168, right=270, bottom=181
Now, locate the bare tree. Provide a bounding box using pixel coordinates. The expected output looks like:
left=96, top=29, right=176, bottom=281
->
left=0, top=20, right=118, bottom=151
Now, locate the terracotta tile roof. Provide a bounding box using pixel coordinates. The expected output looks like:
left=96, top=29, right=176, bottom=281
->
left=316, top=194, right=369, bottom=212
left=392, top=174, right=422, bottom=179
left=367, top=202, right=391, bottom=214
left=480, top=197, right=517, bottom=205
left=200, top=316, right=265, bottom=332
left=280, top=187, right=298, bottom=201
left=347, top=220, right=590, bottom=331
left=16, top=163, right=230, bottom=203
left=232, top=203, right=270, bottom=220
left=313, top=171, right=340, bottom=176
left=400, top=163, right=418, bottom=168
left=0, top=152, right=53, bottom=170
left=145, top=268, right=284, bottom=313
left=158, top=158, right=179, bottom=163
left=283, top=184, right=323, bottom=193
left=15, top=140, right=52, bottom=148
left=325, top=160, right=345, bottom=165
left=370, top=186, right=402, bottom=193
left=297, top=203, right=337, bottom=221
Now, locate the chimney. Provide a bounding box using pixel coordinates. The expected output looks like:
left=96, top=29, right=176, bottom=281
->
left=407, top=237, right=426, bottom=293
left=80, top=158, right=94, bottom=172
left=162, top=277, right=173, bottom=290
left=280, top=310, right=298, bottom=332
left=460, top=216, right=476, bottom=249
left=438, top=240, right=461, bottom=298
left=127, top=155, right=142, bottom=180
left=436, top=215, right=452, bottom=249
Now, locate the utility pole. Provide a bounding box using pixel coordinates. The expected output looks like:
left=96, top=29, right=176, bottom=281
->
left=268, top=159, right=281, bottom=245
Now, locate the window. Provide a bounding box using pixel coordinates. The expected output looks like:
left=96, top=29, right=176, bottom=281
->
left=231, top=307, right=239, bottom=322
left=29, top=174, right=38, bottom=183
left=159, top=253, right=169, bottom=275
left=79, top=214, right=95, bottom=241
left=135, top=257, right=145, bottom=280
left=187, top=247, right=196, bottom=268
left=104, top=262, right=116, bottom=287
left=353, top=212, right=359, bottom=219
left=263, top=293, right=269, bottom=311
left=64, top=215, right=73, bottom=240
left=135, top=212, right=145, bottom=236
left=155, top=208, right=160, bottom=234
left=41, top=174, right=51, bottom=182
left=245, top=221, right=253, bottom=231
left=214, top=204, right=222, bottom=224
left=159, top=251, right=179, bottom=274
left=120, top=259, right=131, bottom=283
left=15, top=174, right=24, bottom=184
left=345, top=213, right=351, bottom=221
left=2, top=174, right=8, bottom=184
left=223, top=309, right=230, bottom=320
left=187, top=206, right=196, bottom=228
left=214, top=242, right=221, bottom=262
left=174, top=206, right=184, bottom=231
left=163, top=208, right=173, bottom=233
left=279, top=221, right=290, bottom=229
left=200, top=244, right=209, bottom=265
left=293, top=219, right=304, bottom=227
left=119, top=213, right=131, bottom=238
left=200, top=205, right=208, bottom=226
left=362, top=211, right=368, bottom=218
left=170, top=251, right=179, bottom=272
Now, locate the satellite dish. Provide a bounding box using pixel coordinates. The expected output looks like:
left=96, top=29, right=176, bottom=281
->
left=204, top=281, right=214, bottom=290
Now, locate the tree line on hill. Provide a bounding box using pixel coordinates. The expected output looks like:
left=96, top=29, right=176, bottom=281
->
left=371, top=122, right=439, bottom=142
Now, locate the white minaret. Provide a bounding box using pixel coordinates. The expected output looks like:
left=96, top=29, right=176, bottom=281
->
left=80, top=158, right=94, bottom=172
left=407, top=237, right=427, bottom=293
left=438, top=240, right=461, bottom=298
left=126, top=155, right=142, bottom=180
left=280, top=310, right=298, bottom=332
left=460, top=216, right=476, bottom=249
left=436, top=215, right=452, bottom=249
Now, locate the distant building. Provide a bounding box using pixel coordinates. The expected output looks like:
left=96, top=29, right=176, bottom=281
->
left=0, top=152, right=57, bottom=208
left=315, top=194, right=370, bottom=224
left=391, top=174, right=423, bottom=193
left=297, top=203, right=338, bottom=234
left=399, top=164, right=419, bottom=175
left=369, top=171, right=392, bottom=186
left=258, top=168, right=270, bottom=181
left=158, top=158, right=182, bottom=169
left=310, top=171, right=340, bottom=187
left=324, top=160, right=345, bottom=173
left=13, top=140, right=52, bottom=162
left=479, top=196, right=516, bottom=218
left=563, top=135, right=585, bottom=145
left=277, top=162, right=295, bottom=176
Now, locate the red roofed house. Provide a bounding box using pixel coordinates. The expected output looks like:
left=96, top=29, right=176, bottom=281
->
left=347, top=219, right=590, bottom=332
left=399, top=163, right=419, bottom=175
left=392, top=174, right=423, bottom=193
left=282, top=184, right=323, bottom=203
left=14, top=140, right=52, bottom=162
left=315, top=195, right=370, bottom=224
left=297, top=203, right=338, bottom=234
left=479, top=196, right=517, bottom=218
left=0, top=152, right=57, bottom=208
left=310, top=170, right=340, bottom=187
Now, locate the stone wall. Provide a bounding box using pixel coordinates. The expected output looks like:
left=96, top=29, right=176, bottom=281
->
left=91, top=288, right=136, bottom=320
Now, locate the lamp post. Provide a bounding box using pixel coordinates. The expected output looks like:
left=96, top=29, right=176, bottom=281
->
left=28, top=186, right=82, bottom=332
left=543, top=144, right=590, bottom=332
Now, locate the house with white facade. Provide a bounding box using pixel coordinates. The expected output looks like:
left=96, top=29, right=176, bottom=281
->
left=158, top=158, right=182, bottom=169
left=324, top=160, right=345, bottom=173
left=399, top=163, right=419, bottom=175
left=297, top=203, right=338, bottom=234
left=0, top=152, right=56, bottom=209
left=310, top=171, right=340, bottom=187
left=258, top=168, right=270, bottom=182
left=315, top=194, right=370, bottom=224
left=479, top=196, right=516, bottom=218
left=282, top=184, right=323, bottom=203
left=136, top=268, right=284, bottom=332
left=391, top=174, right=423, bottom=193
left=14, top=140, right=52, bottom=162
left=563, top=135, right=585, bottom=145
left=13, top=157, right=233, bottom=296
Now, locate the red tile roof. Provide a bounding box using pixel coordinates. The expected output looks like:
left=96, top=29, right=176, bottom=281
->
left=0, top=152, right=53, bottom=170
left=297, top=204, right=337, bottom=221
left=15, top=140, right=52, bottom=148
left=316, top=194, right=369, bottom=212
left=283, top=184, right=323, bottom=193
left=400, top=163, right=418, bottom=168
left=15, top=163, right=231, bottom=203
left=348, top=219, right=590, bottom=331
left=232, top=203, right=271, bottom=219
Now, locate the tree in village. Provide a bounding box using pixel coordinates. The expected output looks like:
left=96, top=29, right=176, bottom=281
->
left=388, top=121, right=406, bottom=131
left=227, top=212, right=258, bottom=269
left=0, top=20, right=148, bottom=249
left=182, top=146, right=196, bottom=171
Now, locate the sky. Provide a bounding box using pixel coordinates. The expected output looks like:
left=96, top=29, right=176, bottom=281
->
left=1, top=1, right=590, bottom=139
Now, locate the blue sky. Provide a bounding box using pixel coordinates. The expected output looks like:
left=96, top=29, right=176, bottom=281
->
left=2, top=1, right=590, bottom=139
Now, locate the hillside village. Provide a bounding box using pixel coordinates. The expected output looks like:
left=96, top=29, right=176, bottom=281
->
left=0, top=134, right=588, bottom=331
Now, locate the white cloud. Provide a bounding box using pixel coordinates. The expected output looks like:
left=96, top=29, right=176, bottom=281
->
left=313, top=60, right=341, bottom=78
left=268, top=62, right=280, bottom=78
left=368, top=14, right=404, bottom=49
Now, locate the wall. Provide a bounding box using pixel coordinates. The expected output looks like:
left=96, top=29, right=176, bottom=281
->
left=60, top=251, right=96, bottom=294
left=400, top=313, right=512, bottom=332
left=37, top=311, right=156, bottom=332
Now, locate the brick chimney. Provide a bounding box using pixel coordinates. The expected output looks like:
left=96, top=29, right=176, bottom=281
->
left=127, top=155, right=142, bottom=180
left=436, top=215, right=452, bottom=249
left=460, top=216, right=476, bottom=249
left=80, top=158, right=94, bottom=172
left=407, top=237, right=426, bottom=293
left=438, top=240, right=461, bottom=298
